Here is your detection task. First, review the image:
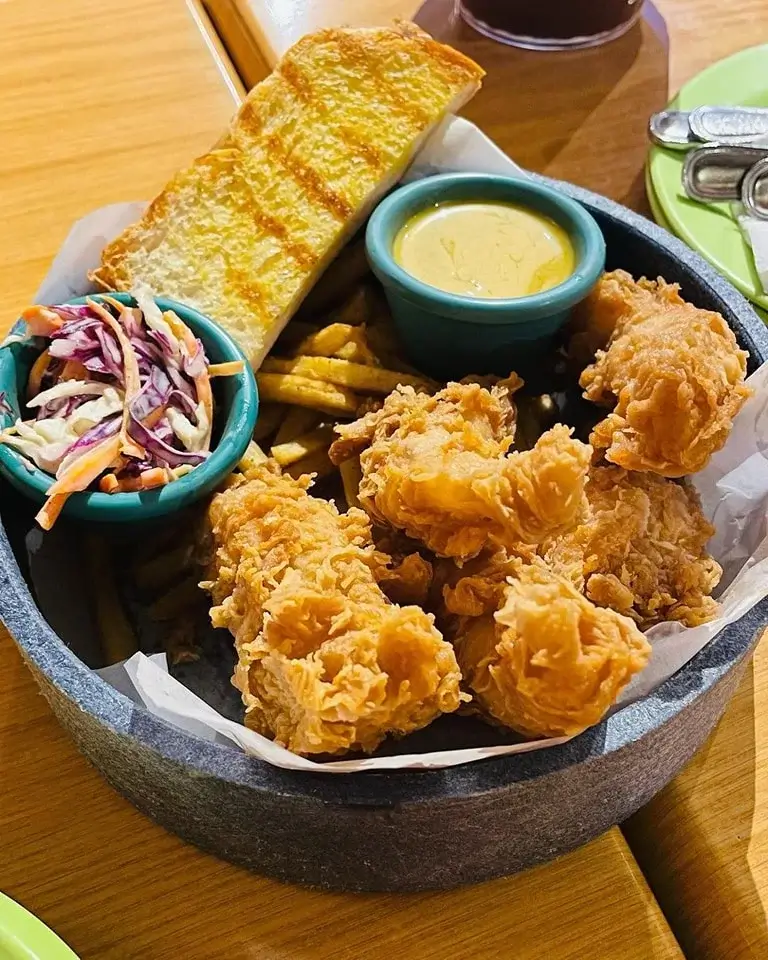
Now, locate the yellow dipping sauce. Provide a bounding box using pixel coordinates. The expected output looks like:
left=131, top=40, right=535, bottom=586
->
left=393, top=201, right=575, bottom=299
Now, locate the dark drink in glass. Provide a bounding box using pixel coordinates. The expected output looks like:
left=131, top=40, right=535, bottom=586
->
left=459, top=0, right=645, bottom=50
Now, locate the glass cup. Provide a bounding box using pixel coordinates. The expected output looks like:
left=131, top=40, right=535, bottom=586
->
left=459, top=0, right=645, bottom=50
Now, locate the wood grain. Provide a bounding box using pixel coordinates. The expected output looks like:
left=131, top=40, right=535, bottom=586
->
left=210, top=0, right=768, bottom=214
left=221, top=0, right=768, bottom=90
left=625, top=651, right=768, bottom=960
left=0, top=0, right=238, bottom=330
left=0, top=1, right=685, bottom=958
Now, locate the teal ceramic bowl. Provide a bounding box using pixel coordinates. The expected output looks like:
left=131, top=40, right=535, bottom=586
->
left=366, top=173, right=606, bottom=378
left=0, top=293, right=258, bottom=524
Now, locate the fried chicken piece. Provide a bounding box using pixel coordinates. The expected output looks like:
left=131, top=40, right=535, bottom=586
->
left=451, top=562, right=651, bottom=739
left=542, top=466, right=721, bottom=627
left=434, top=547, right=531, bottom=620
left=570, top=269, right=686, bottom=359
left=579, top=270, right=751, bottom=477
left=202, top=462, right=463, bottom=756
left=330, top=379, right=591, bottom=560
left=372, top=529, right=435, bottom=608
left=378, top=552, right=434, bottom=607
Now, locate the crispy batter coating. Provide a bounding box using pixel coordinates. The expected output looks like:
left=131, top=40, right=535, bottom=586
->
left=203, top=462, right=463, bottom=756
left=330, top=380, right=591, bottom=560
left=579, top=270, right=751, bottom=477
left=373, top=530, right=435, bottom=608
left=452, top=563, right=651, bottom=739
left=437, top=548, right=529, bottom=619
left=542, top=466, right=721, bottom=627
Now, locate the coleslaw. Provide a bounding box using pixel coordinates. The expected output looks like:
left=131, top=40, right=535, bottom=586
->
left=0, top=294, right=244, bottom=529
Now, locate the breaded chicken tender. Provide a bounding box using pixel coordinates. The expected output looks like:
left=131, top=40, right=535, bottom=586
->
left=451, top=563, right=651, bottom=739
left=579, top=270, right=751, bottom=477
left=202, top=462, right=463, bottom=756
left=330, top=379, right=591, bottom=560
left=543, top=466, right=721, bottom=627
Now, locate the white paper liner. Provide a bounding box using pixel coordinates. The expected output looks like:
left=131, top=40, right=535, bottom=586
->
left=734, top=201, right=768, bottom=296
left=34, top=116, right=768, bottom=773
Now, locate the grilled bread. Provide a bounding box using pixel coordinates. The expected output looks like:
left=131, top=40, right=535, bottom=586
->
left=91, top=23, right=484, bottom=367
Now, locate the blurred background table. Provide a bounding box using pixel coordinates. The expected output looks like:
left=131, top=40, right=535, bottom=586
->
left=0, top=0, right=684, bottom=958
left=200, top=2, right=768, bottom=959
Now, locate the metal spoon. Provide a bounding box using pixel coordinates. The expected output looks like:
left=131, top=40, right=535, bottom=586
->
left=650, top=106, right=768, bottom=151
left=683, top=145, right=768, bottom=215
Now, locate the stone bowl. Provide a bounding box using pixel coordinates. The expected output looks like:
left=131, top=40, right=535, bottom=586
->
left=2, top=179, right=768, bottom=893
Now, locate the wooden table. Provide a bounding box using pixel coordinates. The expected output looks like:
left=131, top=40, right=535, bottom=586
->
left=209, top=0, right=768, bottom=214
left=624, top=653, right=768, bottom=960
left=0, top=1, right=685, bottom=958
left=204, top=2, right=768, bottom=959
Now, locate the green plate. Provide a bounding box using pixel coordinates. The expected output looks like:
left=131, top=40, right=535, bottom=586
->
left=646, top=163, right=768, bottom=322
left=0, top=893, right=79, bottom=959
left=647, top=44, right=768, bottom=313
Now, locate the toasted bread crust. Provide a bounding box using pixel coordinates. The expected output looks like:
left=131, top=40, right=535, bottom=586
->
left=90, top=24, right=483, bottom=367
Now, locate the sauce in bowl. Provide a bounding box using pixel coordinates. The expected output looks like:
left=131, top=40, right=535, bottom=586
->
left=393, top=201, right=575, bottom=300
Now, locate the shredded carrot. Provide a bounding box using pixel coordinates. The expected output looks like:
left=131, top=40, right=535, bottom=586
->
left=138, top=468, right=170, bottom=490
left=142, top=405, right=167, bottom=430
left=99, top=473, right=119, bottom=494
left=87, top=299, right=144, bottom=461
left=164, top=310, right=213, bottom=450
left=27, top=348, right=51, bottom=399
left=111, top=468, right=170, bottom=493
left=35, top=493, right=69, bottom=531
left=100, top=295, right=132, bottom=316
left=111, top=477, right=140, bottom=492
left=208, top=360, right=245, bottom=377
left=21, top=306, right=65, bottom=338
left=47, top=433, right=121, bottom=498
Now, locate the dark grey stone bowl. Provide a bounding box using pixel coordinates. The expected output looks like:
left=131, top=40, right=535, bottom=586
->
left=2, top=179, right=768, bottom=893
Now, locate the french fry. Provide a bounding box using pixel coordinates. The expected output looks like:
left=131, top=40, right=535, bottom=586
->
left=330, top=282, right=386, bottom=327
left=271, top=425, right=335, bottom=467
left=285, top=447, right=336, bottom=480
left=335, top=337, right=380, bottom=366
left=339, top=456, right=363, bottom=510
left=261, top=356, right=435, bottom=395
left=133, top=543, right=196, bottom=592
left=273, top=405, right=320, bottom=445
left=295, top=323, right=355, bottom=357
left=238, top=440, right=268, bottom=475
left=296, top=323, right=380, bottom=366
left=252, top=402, right=286, bottom=441
left=256, top=372, right=359, bottom=416
left=208, top=359, right=246, bottom=377
left=148, top=575, right=203, bottom=621
left=85, top=535, right=139, bottom=665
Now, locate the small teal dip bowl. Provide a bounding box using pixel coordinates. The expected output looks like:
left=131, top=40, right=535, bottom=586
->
left=366, top=173, right=606, bottom=379
left=0, top=293, right=258, bottom=525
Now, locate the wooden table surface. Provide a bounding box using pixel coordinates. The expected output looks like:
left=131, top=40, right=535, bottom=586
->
left=0, top=1, right=685, bottom=959
left=210, top=0, right=768, bottom=214
left=204, top=1, right=768, bottom=959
